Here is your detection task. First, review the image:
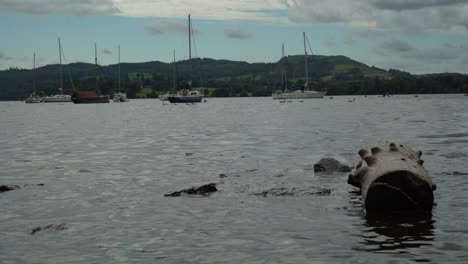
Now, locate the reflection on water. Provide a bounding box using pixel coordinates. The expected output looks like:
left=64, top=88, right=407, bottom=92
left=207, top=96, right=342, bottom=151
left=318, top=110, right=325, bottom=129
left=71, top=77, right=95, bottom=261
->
left=349, top=189, right=436, bottom=262
left=359, top=215, right=435, bottom=253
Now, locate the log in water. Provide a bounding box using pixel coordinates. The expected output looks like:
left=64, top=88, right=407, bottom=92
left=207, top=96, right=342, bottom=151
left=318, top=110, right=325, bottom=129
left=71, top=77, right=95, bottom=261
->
left=348, top=142, right=435, bottom=214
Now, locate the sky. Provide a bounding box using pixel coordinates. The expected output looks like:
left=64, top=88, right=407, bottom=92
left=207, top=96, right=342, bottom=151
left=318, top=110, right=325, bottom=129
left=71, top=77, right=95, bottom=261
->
left=0, top=0, right=467, bottom=74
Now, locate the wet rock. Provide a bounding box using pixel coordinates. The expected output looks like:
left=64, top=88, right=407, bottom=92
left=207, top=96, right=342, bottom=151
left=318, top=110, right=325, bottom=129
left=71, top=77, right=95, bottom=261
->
left=0, top=185, right=20, bottom=193
left=164, top=183, right=217, bottom=197
left=30, top=224, right=67, bottom=235
left=348, top=142, right=435, bottom=214
left=218, top=173, right=228, bottom=178
left=251, top=187, right=333, bottom=197
left=314, top=157, right=352, bottom=173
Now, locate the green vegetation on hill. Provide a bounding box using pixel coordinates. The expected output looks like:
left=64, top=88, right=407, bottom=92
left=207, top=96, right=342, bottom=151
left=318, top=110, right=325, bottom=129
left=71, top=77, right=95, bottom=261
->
left=0, top=55, right=467, bottom=100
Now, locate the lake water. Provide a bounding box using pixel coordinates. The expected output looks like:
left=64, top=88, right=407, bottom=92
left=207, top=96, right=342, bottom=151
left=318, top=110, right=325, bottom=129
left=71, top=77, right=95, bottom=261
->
left=1, top=95, right=468, bottom=263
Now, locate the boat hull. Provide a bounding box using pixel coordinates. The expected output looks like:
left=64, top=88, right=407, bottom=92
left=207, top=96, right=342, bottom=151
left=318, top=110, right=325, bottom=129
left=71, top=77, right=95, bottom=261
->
left=168, top=96, right=203, bottom=103
left=42, top=95, right=72, bottom=103
left=72, top=97, right=109, bottom=104
left=72, top=91, right=109, bottom=104
left=272, top=90, right=326, bottom=99
left=24, top=98, right=43, bottom=103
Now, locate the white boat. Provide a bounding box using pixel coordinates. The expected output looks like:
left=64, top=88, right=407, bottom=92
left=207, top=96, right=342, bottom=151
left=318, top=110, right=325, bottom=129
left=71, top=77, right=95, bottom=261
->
left=167, top=14, right=204, bottom=104
left=25, top=93, right=42, bottom=103
left=112, top=90, right=128, bottom=102
left=159, top=50, right=177, bottom=102
left=272, top=32, right=326, bottom=100
left=112, top=45, right=129, bottom=103
left=42, top=39, right=72, bottom=103
left=42, top=91, right=72, bottom=103
left=25, top=53, right=43, bottom=103
left=272, top=89, right=327, bottom=99
left=158, top=92, right=170, bottom=101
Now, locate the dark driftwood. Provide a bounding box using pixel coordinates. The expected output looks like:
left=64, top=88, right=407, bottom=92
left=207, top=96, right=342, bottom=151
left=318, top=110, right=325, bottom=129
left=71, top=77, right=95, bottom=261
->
left=348, top=142, right=435, bottom=213
left=164, top=183, right=217, bottom=197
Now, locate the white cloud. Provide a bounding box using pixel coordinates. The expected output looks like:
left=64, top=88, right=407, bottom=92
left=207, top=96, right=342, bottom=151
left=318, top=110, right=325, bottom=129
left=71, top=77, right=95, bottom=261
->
left=0, top=51, right=13, bottom=61
left=144, top=20, right=199, bottom=36
left=0, top=0, right=119, bottom=16
left=113, top=0, right=289, bottom=21
left=287, top=0, right=468, bottom=34
left=224, top=28, right=253, bottom=39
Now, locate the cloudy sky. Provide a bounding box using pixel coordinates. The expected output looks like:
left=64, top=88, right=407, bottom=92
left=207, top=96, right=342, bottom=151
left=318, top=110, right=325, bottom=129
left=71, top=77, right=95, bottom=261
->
left=0, top=0, right=467, bottom=73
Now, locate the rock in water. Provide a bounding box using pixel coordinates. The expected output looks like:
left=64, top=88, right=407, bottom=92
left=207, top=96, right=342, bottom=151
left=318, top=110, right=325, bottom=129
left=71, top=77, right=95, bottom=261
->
left=164, top=183, right=217, bottom=197
left=30, top=224, right=67, bottom=235
left=0, top=185, right=20, bottom=193
left=314, top=157, right=351, bottom=173
left=348, top=142, right=435, bottom=214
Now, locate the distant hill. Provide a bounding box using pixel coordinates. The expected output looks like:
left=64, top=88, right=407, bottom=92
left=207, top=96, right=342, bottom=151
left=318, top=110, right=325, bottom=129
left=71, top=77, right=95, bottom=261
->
left=0, top=55, right=467, bottom=100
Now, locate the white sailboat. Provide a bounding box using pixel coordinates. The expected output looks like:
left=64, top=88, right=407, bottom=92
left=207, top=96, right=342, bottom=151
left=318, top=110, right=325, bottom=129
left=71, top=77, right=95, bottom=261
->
left=112, top=45, right=129, bottom=102
left=42, top=38, right=72, bottom=103
left=272, top=32, right=326, bottom=100
left=167, top=14, right=204, bottom=103
left=25, top=53, right=43, bottom=103
left=159, top=49, right=176, bottom=101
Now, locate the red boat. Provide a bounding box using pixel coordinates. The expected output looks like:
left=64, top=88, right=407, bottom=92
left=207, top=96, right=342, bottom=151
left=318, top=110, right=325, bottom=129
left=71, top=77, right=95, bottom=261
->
left=71, top=91, right=109, bottom=104
left=72, top=43, right=110, bottom=104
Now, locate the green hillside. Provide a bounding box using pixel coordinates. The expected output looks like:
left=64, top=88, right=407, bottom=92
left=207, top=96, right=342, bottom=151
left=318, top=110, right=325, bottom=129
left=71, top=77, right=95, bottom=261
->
left=0, top=55, right=467, bottom=100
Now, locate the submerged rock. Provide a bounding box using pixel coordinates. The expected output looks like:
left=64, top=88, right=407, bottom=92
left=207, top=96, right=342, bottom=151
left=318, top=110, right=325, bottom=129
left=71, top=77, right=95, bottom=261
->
left=30, top=224, right=67, bottom=235
left=348, top=142, right=435, bottom=214
left=164, top=183, right=218, bottom=197
left=251, top=187, right=333, bottom=197
left=314, top=157, right=352, bottom=173
left=0, top=185, right=20, bottom=193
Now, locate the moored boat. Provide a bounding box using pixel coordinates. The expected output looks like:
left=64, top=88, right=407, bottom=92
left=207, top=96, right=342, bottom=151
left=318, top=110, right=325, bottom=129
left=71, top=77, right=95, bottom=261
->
left=72, top=91, right=109, bottom=104
left=42, top=39, right=72, bottom=103
left=167, top=14, right=204, bottom=104
left=112, top=45, right=128, bottom=103
left=272, top=32, right=326, bottom=100
left=25, top=53, right=44, bottom=103
left=72, top=43, right=109, bottom=104
left=112, top=89, right=128, bottom=102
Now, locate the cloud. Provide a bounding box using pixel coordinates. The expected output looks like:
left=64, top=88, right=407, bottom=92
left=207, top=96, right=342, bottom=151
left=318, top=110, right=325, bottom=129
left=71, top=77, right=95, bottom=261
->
left=101, top=48, right=113, bottom=55
left=371, top=0, right=467, bottom=11
left=287, top=0, right=468, bottom=34
left=379, top=39, right=414, bottom=53
left=377, top=38, right=465, bottom=63
left=0, top=0, right=119, bottom=16
left=224, top=28, right=253, bottom=39
left=0, top=51, right=12, bottom=61
left=144, top=20, right=201, bottom=36
left=113, top=0, right=288, bottom=22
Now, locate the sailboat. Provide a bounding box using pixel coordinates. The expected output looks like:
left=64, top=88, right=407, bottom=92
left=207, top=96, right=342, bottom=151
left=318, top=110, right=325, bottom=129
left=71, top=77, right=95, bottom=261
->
left=42, top=38, right=72, bottom=103
left=71, top=43, right=110, bottom=104
left=25, top=53, right=43, bottom=103
left=112, top=45, right=129, bottom=102
left=158, top=49, right=176, bottom=101
left=272, top=32, right=326, bottom=99
left=167, top=14, right=204, bottom=103
left=272, top=43, right=288, bottom=100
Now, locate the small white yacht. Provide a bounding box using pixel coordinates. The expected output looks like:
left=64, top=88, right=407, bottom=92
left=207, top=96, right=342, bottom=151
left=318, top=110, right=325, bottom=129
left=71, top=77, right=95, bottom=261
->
left=112, top=89, right=128, bottom=102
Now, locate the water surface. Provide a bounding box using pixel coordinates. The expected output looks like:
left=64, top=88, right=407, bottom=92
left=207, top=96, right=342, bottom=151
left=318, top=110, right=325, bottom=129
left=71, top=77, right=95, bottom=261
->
left=1, top=95, right=468, bottom=263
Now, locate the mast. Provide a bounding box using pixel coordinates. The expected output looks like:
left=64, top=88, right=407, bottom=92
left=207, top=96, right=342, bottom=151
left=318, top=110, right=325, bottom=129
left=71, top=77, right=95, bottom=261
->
left=95, top=42, right=99, bottom=92
left=173, top=49, right=176, bottom=90
left=33, top=53, right=36, bottom=94
left=118, top=45, right=121, bottom=90
left=188, top=14, right=192, bottom=82
left=281, top=43, right=285, bottom=89
left=303, top=32, right=308, bottom=90
left=59, top=38, right=63, bottom=91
